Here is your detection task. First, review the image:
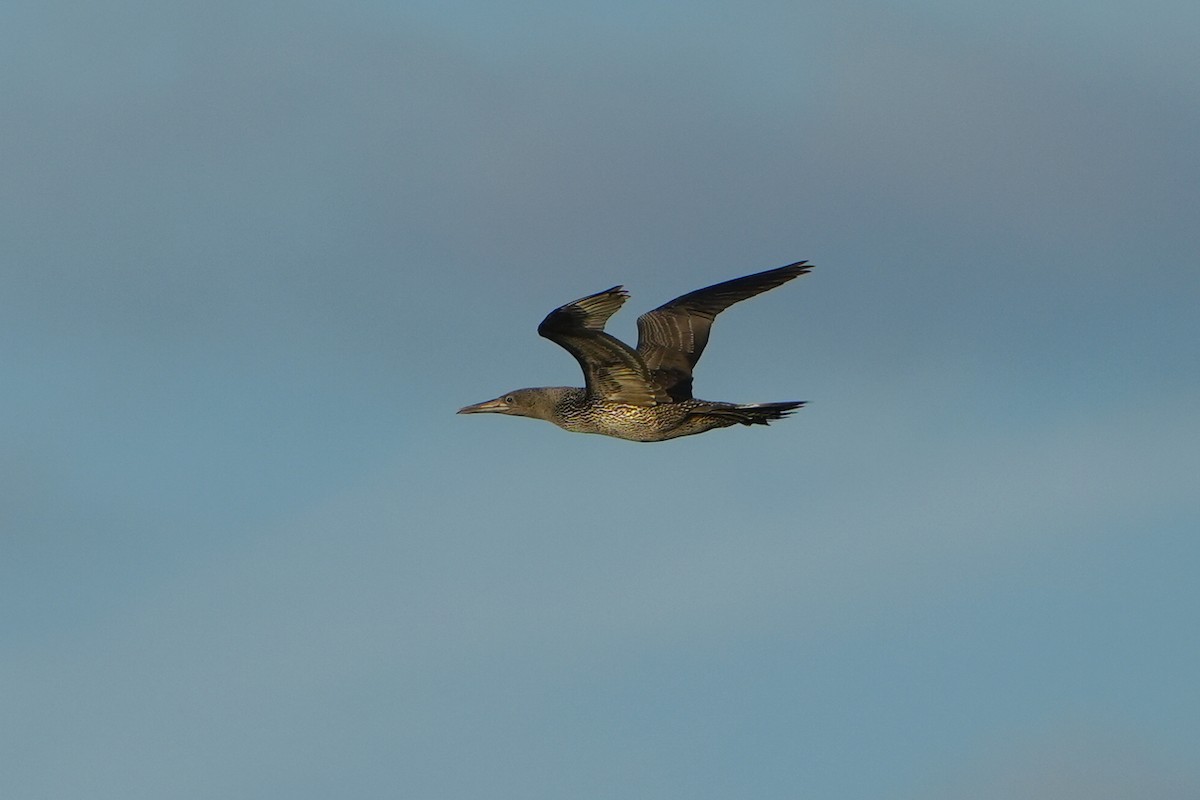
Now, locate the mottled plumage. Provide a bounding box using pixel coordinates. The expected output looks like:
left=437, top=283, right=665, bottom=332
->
left=458, top=261, right=812, bottom=441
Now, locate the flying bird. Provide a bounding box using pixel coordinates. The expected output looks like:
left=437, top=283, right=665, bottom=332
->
left=458, top=261, right=812, bottom=441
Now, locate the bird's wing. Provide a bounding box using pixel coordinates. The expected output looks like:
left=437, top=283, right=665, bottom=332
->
left=635, top=261, right=811, bottom=400
left=538, top=286, right=670, bottom=406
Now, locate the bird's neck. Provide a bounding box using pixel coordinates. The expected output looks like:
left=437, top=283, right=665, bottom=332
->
left=529, top=386, right=586, bottom=422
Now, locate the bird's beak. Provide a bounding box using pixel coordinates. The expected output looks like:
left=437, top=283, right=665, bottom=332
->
left=457, top=397, right=509, bottom=414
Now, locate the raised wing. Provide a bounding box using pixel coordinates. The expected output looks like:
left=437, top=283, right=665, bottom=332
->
left=635, top=261, right=811, bottom=400
left=537, top=286, right=671, bottom=406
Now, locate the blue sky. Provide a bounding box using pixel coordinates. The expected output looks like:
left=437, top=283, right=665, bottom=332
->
left=3, top=1, right=1198, bottom=797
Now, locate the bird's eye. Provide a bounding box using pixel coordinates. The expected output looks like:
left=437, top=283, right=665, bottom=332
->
left=505, top=395, right=515, bottom=404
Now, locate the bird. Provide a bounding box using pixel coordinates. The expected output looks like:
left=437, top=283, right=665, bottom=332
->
left=457, top=261, right=812, bottom=442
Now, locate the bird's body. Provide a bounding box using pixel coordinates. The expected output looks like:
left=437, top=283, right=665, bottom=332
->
left=458, top=262, right=812, bottom=442
left=502, top=386, right=801, bottom=442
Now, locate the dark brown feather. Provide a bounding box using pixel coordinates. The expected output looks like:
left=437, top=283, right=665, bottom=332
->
left=635, top=261, right=811, bottom=400
left=537, top=287, right=670, bottom=406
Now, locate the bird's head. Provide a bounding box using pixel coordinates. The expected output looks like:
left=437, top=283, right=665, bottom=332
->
left=457, top=387, right=565, bottom=421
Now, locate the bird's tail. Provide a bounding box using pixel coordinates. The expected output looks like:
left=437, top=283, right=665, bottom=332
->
left=701, top=401, right=806, bottom=426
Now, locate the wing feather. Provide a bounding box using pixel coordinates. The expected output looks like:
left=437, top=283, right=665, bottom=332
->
left=635, top=261, right=811, bottom=400
left=538, top=287, right=669, bottom=406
